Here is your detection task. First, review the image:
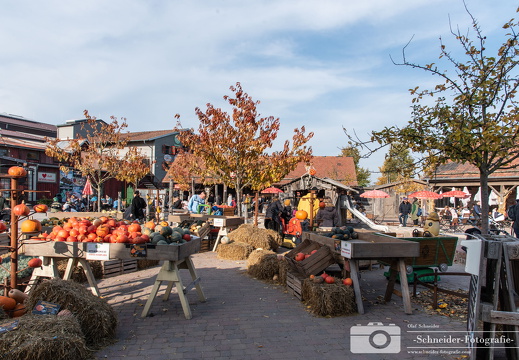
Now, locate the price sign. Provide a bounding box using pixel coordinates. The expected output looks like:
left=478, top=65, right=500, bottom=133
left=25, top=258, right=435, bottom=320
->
left=213, top=218, right=224, bottom=227
left=86, top=243, right=110, bottom=260
left=341, top=241, right=352, bottom=258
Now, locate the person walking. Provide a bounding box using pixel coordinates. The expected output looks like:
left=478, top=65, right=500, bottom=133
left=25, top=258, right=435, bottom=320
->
left=398, top=197, right=412, bottom=227
left=410, top=197, right=421, bottom=226
left=264, top=196, right=283, bottom=234
left=130, top=191, right=147, bottom=222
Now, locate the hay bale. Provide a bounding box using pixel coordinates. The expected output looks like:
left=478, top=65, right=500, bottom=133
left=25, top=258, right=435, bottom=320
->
left=216, top=242, right=254, bottom=260
left=278, top=257, right=290, bottom=285
left=228, top=224, right=277, bottom=250
left=264, top=229, right=283, bottom=251
left=57, top=260, right=103, bottom=283
left=247, top=250, right=279, bottom=280
left=25, top=278, right=117, bottom=349
left=301, top=278, right=356, bottom=317
left=0, top=314, right=92, bottom=360
left=137, top=259, right=160, bottom=270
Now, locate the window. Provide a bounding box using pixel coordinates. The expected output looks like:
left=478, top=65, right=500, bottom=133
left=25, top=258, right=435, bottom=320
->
left=26, top=151, right=40, bottom=161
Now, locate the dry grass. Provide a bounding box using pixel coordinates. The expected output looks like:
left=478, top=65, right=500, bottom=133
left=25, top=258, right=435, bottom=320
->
left=301, top=278, right=356, bottom=317
left=247, top=250, right=279, bottom=280
left=25, top=278, right=117, bottom=349
left=0, top=314, right=92, bottom=360
left=216, top=242, right=254, bottom=260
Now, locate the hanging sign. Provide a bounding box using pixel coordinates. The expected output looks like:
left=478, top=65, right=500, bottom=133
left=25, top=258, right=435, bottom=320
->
left=37, top=172, right=57, bottom=183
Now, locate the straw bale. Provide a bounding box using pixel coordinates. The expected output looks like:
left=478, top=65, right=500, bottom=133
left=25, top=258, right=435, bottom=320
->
left=216, top=242, right=254, bottom=260
left=0, top=314, right=92, bottom=360
left=57, top=260, right=103, bottom=283
left=301, top=278, right=356, bottom=317
left=264, top=229, right=283, bottom=251
left=228, top=224, right=277, bottom=250
left=25, top=278, right=117, bottom=349
left=137, top=259, right=160, bottom=270
left=277, top=257, right=290, bottom=285
left=247, top=250, right=279, bottom=280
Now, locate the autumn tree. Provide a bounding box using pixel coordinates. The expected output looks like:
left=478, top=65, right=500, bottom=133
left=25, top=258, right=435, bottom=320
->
left=375, top=142, right=415, bottom=185
left=115, top=146, right=152, bottom=192
left=347, top=6, right=519, bottom=233
left=340, top=146, right=371, bottom=187
left=174, top=82, right=314, bottom=216
left=46, top=110, right=149, bottom=211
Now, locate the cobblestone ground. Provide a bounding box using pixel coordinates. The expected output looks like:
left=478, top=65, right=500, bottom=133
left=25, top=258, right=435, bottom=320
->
left=92, top=244, right=505, bottom=360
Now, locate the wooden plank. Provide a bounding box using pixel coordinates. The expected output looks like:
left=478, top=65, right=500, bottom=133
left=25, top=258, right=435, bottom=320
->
left=46, top=212, right=123, bottom=219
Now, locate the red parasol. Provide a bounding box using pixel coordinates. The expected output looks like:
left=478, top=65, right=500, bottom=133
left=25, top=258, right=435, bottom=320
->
left=408, top=190, right=442, bottom=199
left=82, top=177, right=93, bottom=196
left=360, top=190, right=390, bottom=198
left=441, top=190, right=469, bottom=198
left=261, top=187, right=283, bottom=194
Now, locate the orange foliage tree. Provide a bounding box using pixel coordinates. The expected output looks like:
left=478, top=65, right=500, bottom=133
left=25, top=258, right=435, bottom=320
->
left=46, top=110, right=149, bottom=210
left=174, top=82, right=314, bottom=216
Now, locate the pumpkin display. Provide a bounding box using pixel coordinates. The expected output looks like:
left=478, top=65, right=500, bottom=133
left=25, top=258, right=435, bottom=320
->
left=20, top=219, right=42, bottom=233
left=295, top=210, right=308, bottom=220
left=13, top=203, right=30, bottom=216
left=7, top=166, right=27, bottom=177
left=33, top=203, right=49, bottom=213
left=0, top=295, right=16, bottom=311
left=309, top=168, right=317, bottom=176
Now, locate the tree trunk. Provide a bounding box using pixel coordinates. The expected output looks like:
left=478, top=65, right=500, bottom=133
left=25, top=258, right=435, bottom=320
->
left=480, top=169, right=490, bottom=234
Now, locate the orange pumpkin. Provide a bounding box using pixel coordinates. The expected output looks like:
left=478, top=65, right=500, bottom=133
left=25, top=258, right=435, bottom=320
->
left=7, top=166, right=27, bottom=177
left=309, top=168, right=317, bottom=176
left=295, top=210, right=308, bottom=220
left=33, top=204, right=49, bottom=213
left=10, top=303, right=27, bottom=317
left=13, top=204, right=30, bottom=217
left=28, top=258, right=43, bottom=268
left=20, top=219, right=41, bottom=233
left=96, top=225, right=111, bottom=238
left=145, top=221, right=156, bottom=230
left=0, top=295, right=16, bottom=311
left=128, top=223, right=141, bottom=233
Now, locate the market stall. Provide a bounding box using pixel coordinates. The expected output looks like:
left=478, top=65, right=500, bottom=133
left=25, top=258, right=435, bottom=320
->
left=303, top=231, right=420, bottom=314
left=22, top=236, right=205, bottom=319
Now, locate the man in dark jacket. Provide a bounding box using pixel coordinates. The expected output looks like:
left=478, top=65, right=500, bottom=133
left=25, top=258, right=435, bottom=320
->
left=511, top=198, right=519, bottom=238
left=398, top=197, right=412, bottom=227
left=264, top=197, right=284, bottom=234
left=130, top=191, right=147, bottom=222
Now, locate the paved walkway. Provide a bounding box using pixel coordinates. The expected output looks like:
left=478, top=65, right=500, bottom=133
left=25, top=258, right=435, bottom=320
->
left=92, top=244, right=492, bottom=360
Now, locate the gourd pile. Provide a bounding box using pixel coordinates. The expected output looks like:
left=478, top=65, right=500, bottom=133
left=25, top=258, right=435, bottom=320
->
left=320, top=226, right=358, bottom=240
left=32, top=217, right=193, bottom=245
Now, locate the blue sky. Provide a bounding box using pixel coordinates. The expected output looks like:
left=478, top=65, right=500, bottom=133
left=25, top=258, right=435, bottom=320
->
left=0, top=0, right=516, bottom=183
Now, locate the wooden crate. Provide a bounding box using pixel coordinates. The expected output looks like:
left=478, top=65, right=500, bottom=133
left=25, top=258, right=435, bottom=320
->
left=286, top=270, right=306, bottom=301
left=285, top=239, right=336, bottom=277
left=102, top=259, right=138, bottom=278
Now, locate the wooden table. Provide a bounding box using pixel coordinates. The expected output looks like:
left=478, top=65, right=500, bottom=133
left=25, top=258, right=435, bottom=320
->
left=304, top=231, right=420, bottom=314
left=22, top=238, right=206, bottom=319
